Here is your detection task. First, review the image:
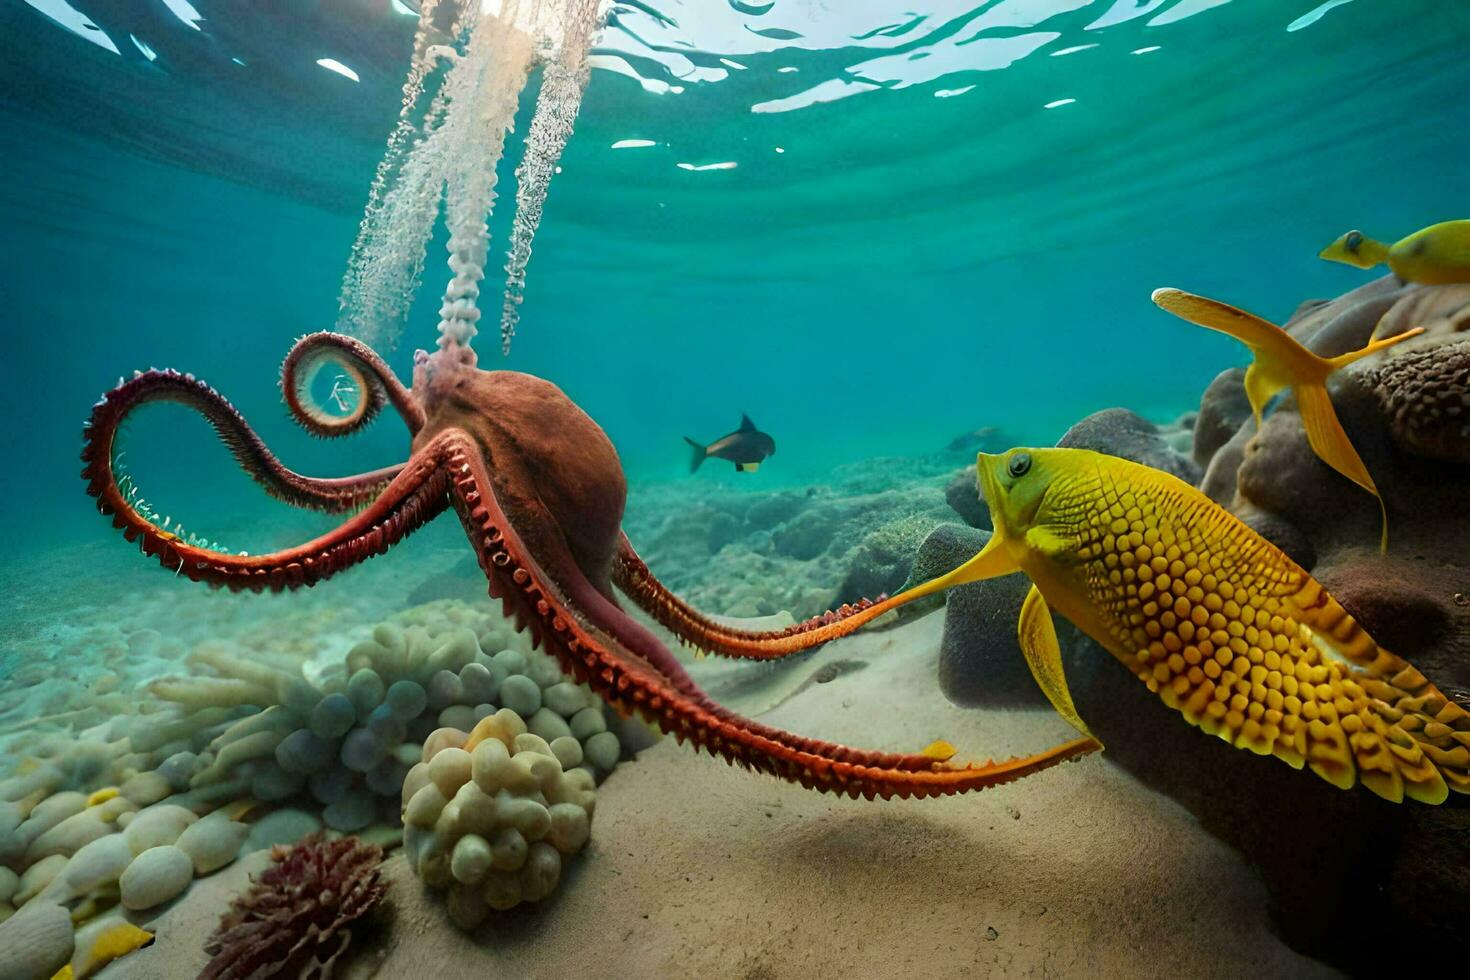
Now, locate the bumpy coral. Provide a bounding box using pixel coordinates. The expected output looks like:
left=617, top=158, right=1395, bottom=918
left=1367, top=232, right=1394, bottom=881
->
left=141, top=603, right=619, bottom=839
left=1363, top=339, right=1470, bottom=463
left=401, top=708, right=597, bottom=929
left=201, top=834, right=385, bottom=980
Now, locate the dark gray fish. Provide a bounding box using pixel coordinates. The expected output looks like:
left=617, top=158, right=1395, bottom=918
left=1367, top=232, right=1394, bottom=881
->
left=685, top=414, right=775, bottom=473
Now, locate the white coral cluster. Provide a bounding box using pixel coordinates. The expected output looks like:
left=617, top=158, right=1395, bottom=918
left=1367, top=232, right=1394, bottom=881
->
left=402, top=708, right=597, bottom=929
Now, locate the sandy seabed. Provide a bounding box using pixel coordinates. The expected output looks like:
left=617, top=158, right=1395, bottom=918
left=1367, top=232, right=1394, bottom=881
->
left=105, top=610, right=1337, bottom=979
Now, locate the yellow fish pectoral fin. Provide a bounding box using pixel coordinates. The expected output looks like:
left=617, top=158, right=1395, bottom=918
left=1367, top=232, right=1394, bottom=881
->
left=1017, top=585, right=1100, bottom=748
left=893, top=526, right=1021, bottom=606
left=1293, top=383, right=1389, bottom=552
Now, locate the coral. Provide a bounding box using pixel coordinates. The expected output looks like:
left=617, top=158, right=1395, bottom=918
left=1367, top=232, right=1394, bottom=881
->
left=1363, top=337, right=1470, bottom=464
left=401, top=709, right=597, bottom=928
left=201, top=834, right=386, bottom=980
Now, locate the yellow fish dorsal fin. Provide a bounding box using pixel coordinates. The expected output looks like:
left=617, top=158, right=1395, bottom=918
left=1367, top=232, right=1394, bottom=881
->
left=1017, top=584, right=1101, bottom=747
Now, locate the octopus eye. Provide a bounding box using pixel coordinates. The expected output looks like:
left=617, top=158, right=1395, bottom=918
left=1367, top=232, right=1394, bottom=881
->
left=1007, top=453, right=1032, bottom=478
left=1345, top=231, right=1363, bottom=252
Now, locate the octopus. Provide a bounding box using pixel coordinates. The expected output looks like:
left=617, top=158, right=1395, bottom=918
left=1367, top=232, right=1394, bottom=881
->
left=82, top=336, right=1097, bottom=800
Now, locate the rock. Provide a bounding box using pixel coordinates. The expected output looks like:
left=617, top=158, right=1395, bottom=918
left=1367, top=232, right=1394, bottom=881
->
left=0, top=900, right=73, bottom=980
left=944, top=426, right=1009, bottom=454
left=0, top=867, right=19, bottom=905
left=1056, top=408, right=1201, bottom=485
left=1193, top=367, right=1251, bottom=468
left=175, top=816, right=248, bottom=875
left=241, top=809, right=322, bottom=855
left=47, top=833, right=133, bottom=901
left=937, top=567, right=1041, bottom=709
left=122, top=805, right=196, bottom=856
left=119, top=772, right=171, bottom=808
left=943, top=468, right=991, bottom=529
left=119, top=845, right=193, bottom=910
left=14, top=855, right=67, bottom=906
left=899, top=523, right=989, bottom=624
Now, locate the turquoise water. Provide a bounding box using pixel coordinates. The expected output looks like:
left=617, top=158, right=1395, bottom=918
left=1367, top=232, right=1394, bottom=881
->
left=2, top=0, right=1468, bottom=542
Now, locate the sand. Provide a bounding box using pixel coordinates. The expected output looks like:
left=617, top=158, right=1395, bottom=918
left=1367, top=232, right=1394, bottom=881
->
left=106, top=611, right=1338, bottom=979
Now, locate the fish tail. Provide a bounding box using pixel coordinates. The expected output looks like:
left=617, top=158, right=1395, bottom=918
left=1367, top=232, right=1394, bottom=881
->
left=683, top=436, right=707, bottom=473
left=1294, top=383, right=1389, bottom=551
left=1296, top=328, right=1421, bottom=552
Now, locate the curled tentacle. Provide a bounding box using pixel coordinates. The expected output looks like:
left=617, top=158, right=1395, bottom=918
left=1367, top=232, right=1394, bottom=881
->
left=81, top=373, right=454, bottom=590
left=450, top=448, right=1097, bottom=799
left=82, top=368, right=404, bottom=514
left=281, top=332, right=426, bottom=437
left=615, top=534, right=908, bottom=660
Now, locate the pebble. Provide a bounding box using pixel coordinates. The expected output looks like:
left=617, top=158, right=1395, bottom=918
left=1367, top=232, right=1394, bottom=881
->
left=120, top=845, right=193, bottom=910
left=499, top=675, right=541, bottom=717
left=242, top=809, right=322, bottom=855
left=176, top=816, right=249, bottom=874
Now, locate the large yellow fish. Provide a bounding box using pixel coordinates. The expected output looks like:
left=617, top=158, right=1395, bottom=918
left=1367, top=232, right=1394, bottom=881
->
left=1319, top=220, right=1470, bottom=284
left=892, top=447, right=1469, bottom=805
left=1151, top=287, right=1422, bottom=551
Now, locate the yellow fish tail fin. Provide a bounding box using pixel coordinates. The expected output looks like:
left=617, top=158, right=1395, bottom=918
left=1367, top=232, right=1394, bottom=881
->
left=1319, top=230, right=1391, bottom=270
left=1294, top=383, right=1389, bottom=552
left=1017, top=585, right=1101, bottom=747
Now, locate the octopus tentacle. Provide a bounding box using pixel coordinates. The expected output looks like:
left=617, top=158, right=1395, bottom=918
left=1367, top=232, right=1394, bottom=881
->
left=84, top=368, right=403, bottom=514
left=281, top=332, right=426, bottom=437
left=615, top=534, right=907, bottom=660
left=450, top=450, right=1096, bottom=798
left=82, top=378, right=454, bottom=590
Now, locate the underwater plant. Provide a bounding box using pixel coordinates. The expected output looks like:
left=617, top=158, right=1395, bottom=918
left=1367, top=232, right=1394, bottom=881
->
left=338, top=0, right=604, bottom=355
left=201, top=834, right=386, bottom=980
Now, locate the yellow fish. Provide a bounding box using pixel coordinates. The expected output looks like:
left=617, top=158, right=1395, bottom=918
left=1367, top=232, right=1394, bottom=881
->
left=1319, top=220, right=1470, bottom=284
left=1151, top=287, right=1422, bottom=552
left=891, top=447, right=1470, bottom=805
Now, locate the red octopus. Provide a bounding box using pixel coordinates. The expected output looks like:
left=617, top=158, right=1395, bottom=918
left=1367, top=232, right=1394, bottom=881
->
left=81, top=335, right=1095, bottom=799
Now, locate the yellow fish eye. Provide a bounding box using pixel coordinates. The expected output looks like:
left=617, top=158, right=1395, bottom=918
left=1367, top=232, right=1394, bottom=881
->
left=1345, top=230, right=1363, bottom=252
left=1007, top=452, right=1032, bottom=478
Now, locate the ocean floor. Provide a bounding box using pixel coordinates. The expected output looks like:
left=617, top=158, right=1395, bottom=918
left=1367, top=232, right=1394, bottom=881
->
left=0, top=440, right=1336, bottom=978
left=106, top=611, right=1334, bottom=979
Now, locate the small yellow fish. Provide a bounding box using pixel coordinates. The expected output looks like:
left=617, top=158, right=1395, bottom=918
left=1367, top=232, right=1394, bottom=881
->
left=1152, top=287, right=1422, bottom=552
left=50, top=920, right=154, bottom=979
left=84, top=787, right=119, bottom=807
left=1319, top=220, right=1470, bottom=284
left=891, top=448, right=1470, bottom=804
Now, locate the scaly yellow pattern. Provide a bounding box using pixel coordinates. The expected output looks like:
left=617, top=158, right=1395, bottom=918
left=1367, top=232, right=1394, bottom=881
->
left=901, top=447, right=1470, bottom=804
